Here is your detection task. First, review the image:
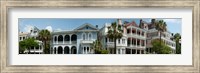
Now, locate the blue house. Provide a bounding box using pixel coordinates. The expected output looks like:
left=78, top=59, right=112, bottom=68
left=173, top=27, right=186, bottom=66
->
left=50, top=23, right=98, bottom=54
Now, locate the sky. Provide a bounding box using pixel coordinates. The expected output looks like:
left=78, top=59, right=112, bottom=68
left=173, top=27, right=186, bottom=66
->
left=19, top=18, right=181, bottom=35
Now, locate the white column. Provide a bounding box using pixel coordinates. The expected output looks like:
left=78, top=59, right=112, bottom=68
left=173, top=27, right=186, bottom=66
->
left=82, top=47, right=84, bottom=54
left=86, top=47, right=88, bottom=54
left=136, top=29, right=137, bottom=35
left=89, top=47, right=90, bottom=54
left=53, top=48, right=54, bottom=54
left=63, top=47, right=64, bottom=54
left=136, top=49, right=137, bottom=54
left=116, top=49, right=118, bottom=54
left=130, top=38, right=132, bottom=47
left=63, top=35, right=64, bottom=44
left=34, top=47, right=35, bottom=54
left=136, top=38, right=137, bottom=47
left=69, top=47, right=71, bottom=54
left=56, top=35, right=58, bottom=44
left=69, top=34, right=72, bottom=44
left=130, top=49, right=132, bottom=54
left=56, top=48, right=58, bottom=54
left=131, top=28, right=132, bottom=35
left=140, top=40, right=142, bottom=47
left=140, top=49, right=142, bottom=54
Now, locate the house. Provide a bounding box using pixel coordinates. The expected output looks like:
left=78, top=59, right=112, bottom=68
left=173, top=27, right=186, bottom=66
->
left=50, top=23, right=98, bottom=54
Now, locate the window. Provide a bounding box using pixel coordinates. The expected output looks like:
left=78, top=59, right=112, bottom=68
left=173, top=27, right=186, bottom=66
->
left=82, top=33, right=86, bottom=40
left=88, top=33, right=92, bottom=40
left=87, top=47, right=89, bottom=52
left=118, top=39, right=120, bottom=44
left=127, top=29, right=130, bottom=34
left=23, top=37, right=25, bottom=40
left=20, top=37, right=22, bottom=40
left=105, top=38, right=107, bottom=42
left=109, top=39, right=113, bottom=42
left=34, top=31, right=37, bottom=33
left=118, top=49, right=120, bottom=54
left=36, top=46, right=39, bottom=50
left=122, top=39, right=125, bottom=44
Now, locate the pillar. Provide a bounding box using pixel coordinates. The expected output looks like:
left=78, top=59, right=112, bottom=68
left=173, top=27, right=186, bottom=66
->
left=63, top=35, right=64, bottom=44
left=56, top=35, right=58, bottom=44
left=69, top=34, right=72, bottom=44
left=56, top=48, right=58, bottom=54
left=34, top=47, right=35, bottom=54
left=140, top=49, right=142, bottom=54
left=52, top=48, right=54, bottom=54
left=136, top=29, right=137, bottom=35
left=63, top=47, right=64, bottom=54
left=136, top=49, right=137, bottom=54
left=136, top=38, right=137, bottom=47
left=82, top=47, right=84, bottom=54
left=131, top=28, right=132, bottom=35
left=130, top=49, right=132, bottom=54
left=130, top=38, right=132, bottom=47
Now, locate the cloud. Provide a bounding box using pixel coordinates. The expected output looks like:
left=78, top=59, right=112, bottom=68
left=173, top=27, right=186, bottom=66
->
left=163, top=19, right=181, bottom=24
left=23, top=25, right=34, bottom=33
left=45, top=26, right=53, bottom=32
left=55, top=28, right=62, bottom=31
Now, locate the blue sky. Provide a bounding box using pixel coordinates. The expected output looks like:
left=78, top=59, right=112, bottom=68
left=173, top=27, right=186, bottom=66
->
left=19, top=18, right=181, bottom=35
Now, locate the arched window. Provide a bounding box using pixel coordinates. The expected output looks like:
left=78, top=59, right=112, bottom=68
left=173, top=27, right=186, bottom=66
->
left=54, top=36, right=57, bottom=42
left=71, top=46, right=77, bottom=54
left=58, top=35, right=63, bottom=42
left=88, top=33, right=92, bottom=40
left=64, top=46, right=70, bottom=54
left=82, top=33, right=86, bottom=40
left=64, top=35, right=70, bottom=41
left=58, top=46, right=63, bottom=54
left=71, top=34, right=77, bottom=41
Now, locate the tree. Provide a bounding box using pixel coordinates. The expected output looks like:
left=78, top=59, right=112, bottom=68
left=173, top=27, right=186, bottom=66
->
left=106, top=22, right=123, bottom=54
left=38, top=30, right=51, bottom=54
left=151, top=39, right=172, bottom=54
left=155, top=20, right=167, bottom=52
left=92, top=40, right=109, bottom=54
left=19, top=38, right=39, bottom=54
left=19, top=41, right=26, bottom=54
left=174, top=33, right=181, bottom=54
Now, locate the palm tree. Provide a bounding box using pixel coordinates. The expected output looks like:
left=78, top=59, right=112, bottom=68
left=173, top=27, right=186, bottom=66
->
left=155, top=20, right=167, bottom=44
left=106, top=22, right=123, bottom=54
left=38, top=29, right=51, bottom=54
left=174, top=33, right=181, bottom=54
left=92, top=40, right=102, bottom=54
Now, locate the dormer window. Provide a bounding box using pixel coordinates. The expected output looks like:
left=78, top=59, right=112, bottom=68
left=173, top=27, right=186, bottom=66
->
left=86, top=26, right=88, bottom=29
left=34, top=31, right=37, bottom=33
left=30, top=30, right=33, bottom=33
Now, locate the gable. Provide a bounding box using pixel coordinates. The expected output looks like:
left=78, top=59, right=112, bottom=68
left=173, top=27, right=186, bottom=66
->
left=74, top=23, right=98, bottom=31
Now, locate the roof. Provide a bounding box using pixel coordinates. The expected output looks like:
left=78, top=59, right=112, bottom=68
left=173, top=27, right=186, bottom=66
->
left=74, top=23, right=98, bottom=30
left=124, top=21, right=139, bottom=27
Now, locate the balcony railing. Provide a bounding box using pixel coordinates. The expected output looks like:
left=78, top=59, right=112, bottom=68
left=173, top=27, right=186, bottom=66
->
left=126, top=33, right=146, bottom=38
left=81, top=40, right=93, bottom=43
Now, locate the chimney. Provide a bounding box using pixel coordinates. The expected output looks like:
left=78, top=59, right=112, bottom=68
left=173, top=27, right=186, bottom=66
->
left=151, top=19, right=155, bottom=24
left=96, top=25, right=98, bottom=28
left=117, top=19, right=122, bottom=25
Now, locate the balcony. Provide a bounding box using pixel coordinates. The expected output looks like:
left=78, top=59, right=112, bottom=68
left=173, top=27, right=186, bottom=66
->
left=126, top=33, right=146, bottom=39
left=81, top=40, right=94, bottom=44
